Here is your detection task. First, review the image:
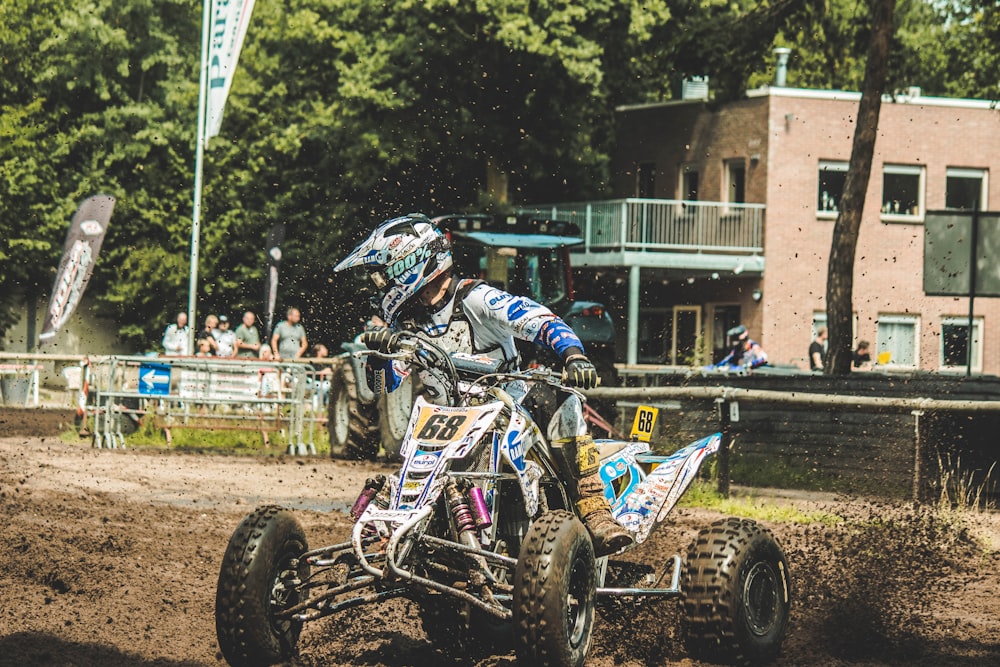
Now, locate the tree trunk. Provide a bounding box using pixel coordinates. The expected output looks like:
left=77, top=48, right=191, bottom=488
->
left=824, top=0, right=896, bottom=375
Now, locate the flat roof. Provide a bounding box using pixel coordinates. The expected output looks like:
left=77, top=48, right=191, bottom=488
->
left=747, top=85, right=999, bottom=110
left=616, top=87, right=999, bottom=113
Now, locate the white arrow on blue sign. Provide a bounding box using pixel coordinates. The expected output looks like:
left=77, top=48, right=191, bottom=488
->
left=138, top=363, right=172, bottom=396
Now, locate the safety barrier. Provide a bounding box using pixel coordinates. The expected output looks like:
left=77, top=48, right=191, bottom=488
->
left=87, top=355, right=324, bottom=455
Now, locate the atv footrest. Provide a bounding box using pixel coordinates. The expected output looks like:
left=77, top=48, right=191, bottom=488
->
left=596, top=554, right=683, bottom=599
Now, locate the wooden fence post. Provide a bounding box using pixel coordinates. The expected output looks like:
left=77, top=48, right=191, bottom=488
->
left=716, top=398, right=732, bottom=498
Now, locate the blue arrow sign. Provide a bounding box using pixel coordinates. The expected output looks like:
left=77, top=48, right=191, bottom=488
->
left=138, top=362, right=171, bottom=396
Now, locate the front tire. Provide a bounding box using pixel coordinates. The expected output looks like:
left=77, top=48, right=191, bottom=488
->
left=682, top=517, right=791, bottom=665
left=513, top=510, right=596, bottom=667
left=216, top=506, right=310, bottom=667
left=328, top=361, right=380, bottom=460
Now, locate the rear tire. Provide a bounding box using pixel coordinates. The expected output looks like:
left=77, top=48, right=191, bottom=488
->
left=682, top=517, right=791, bottom=665
left=328, top=361, right=380, bottom=460
left=216, top=506, right=310, bottom=667
left=513, top=510, right=596, bottom=667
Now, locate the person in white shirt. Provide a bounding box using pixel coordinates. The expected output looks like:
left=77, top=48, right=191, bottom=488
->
left=162, top=312, right=190, bottom=356
left=213, top=315, right=238, bottom=357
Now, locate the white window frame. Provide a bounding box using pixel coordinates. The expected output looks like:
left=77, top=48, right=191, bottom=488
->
left=945, top=167, right=989, bottom=211
left=880, top=164, right=925, bottom=223
left=876, top=314, right=920, bottom=369
left=817, top=161, right=848, bottom=219
left=940, top=316, right=983, bottom=373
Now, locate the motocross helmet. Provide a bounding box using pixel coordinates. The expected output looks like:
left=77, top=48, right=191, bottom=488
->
left=333, top=214, right=452, bottom=325
left=727, top=324, right=749, bottom=345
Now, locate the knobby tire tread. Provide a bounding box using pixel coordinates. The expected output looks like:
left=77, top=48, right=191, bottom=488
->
left=514, top=510, right=594, bottom=667
left=215, top=505, right=307, bottom=667
left=328, top=362, right=380, bottom=461
left=682, top=517, right=790, bottom=666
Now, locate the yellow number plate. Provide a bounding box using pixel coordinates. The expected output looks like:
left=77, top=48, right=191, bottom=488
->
left=629, top=405, right=659, bottom=442
left=412, top=405, right=478, bottom=444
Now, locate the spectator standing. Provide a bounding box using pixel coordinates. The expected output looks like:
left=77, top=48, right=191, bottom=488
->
left=853, top=340, right=872, bottom=368
left=310, top=343, right=333, bottom=408
left=234, top=311, right=262, bottom=358
left=271, top=307, right=308, bottom=360
left=196, top=315, right=219, bottom=355
left=809, top=327, right=828, bottom=371
left=162, top=312, right=190, bottom=356
left=214, top=315, right=237, bottom=357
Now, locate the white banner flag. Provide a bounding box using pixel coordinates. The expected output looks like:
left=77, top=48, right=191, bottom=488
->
left=205, top=0, right=256, bottom=144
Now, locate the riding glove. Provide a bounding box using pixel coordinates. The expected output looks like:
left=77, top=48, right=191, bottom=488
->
left=565, top=355, right=600, bottom=389
left=360, top=329, right=399, bottom=354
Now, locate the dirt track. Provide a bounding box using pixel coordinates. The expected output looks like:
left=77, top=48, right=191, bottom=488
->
left=1, top=434, right=998, bottom=667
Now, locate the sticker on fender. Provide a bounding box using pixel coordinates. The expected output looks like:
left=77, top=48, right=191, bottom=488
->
left=412, top=405, right=478, bottom=444
left=629, top=405, right=659, bottom=442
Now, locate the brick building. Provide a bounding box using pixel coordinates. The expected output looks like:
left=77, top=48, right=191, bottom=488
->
left=525, top=85, right=1000, bottom=374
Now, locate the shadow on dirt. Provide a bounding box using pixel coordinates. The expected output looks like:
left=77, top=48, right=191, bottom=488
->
left=0, top=632, right=205, bottom=667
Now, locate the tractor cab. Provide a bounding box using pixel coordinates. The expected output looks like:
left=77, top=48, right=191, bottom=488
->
left=433, top=213, right=581, bottom=315
left=432, top=213, right=616, bottom=373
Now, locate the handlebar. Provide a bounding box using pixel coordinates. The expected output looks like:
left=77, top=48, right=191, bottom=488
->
left=351, top=333, right=585, bottom=402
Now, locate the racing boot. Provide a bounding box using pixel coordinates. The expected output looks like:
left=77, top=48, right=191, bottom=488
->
left=554, top=435, right=633, bottom=557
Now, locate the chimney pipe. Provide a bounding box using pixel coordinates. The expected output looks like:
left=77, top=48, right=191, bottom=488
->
left=774, top=47, right=791, bottom=87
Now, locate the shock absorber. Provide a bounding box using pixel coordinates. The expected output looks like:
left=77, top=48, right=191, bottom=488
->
left=445, top=481, right=476, bottom=535
left=466, top=485, right=493, bottom=530
left=349, top=474, right=387, bottom=521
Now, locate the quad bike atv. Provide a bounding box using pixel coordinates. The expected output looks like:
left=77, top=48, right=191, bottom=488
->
left=220, top=334, right=791, bottom=667
left=327, top=212, right=617, bottom=461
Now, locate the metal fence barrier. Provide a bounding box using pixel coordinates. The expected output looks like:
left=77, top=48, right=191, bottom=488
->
left=87, top=355, right=327, bottom=455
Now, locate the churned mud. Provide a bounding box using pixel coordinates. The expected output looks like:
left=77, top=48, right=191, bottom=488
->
left=0, top=431, right=997, bottom=667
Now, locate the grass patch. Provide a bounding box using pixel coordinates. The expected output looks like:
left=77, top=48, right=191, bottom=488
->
left=122, top=415, right=331, bottom=456
left=679, top=479, right=841, bottom=525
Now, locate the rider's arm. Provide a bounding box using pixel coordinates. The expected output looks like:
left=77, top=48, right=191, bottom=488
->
left=464, top=285, right=585, bottom=362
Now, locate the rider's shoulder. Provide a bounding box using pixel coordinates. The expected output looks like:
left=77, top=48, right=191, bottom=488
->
left=461, top=281, right=515, bottom=309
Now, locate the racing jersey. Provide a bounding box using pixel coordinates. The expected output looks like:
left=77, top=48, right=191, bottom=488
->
left=367, top=278, right=584, bottom=403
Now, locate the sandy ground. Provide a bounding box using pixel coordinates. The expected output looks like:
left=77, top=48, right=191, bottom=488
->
left=0, top=431, right=998, bottom=667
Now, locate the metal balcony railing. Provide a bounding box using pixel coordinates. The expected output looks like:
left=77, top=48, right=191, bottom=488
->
left=519, top=199, right=765, bottom=254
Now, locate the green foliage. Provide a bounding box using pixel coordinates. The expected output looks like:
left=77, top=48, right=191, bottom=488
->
left=1, top=0, right=998, bottom=350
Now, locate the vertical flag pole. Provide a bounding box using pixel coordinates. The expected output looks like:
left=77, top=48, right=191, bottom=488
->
left=188, top=0, right=212, bottom=354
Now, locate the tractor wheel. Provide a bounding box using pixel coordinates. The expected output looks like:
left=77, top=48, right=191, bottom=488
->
left=379, top=373, right=415, bottom=462
left=328, top=360, right=380, bottom=460
left=513, top=510, right=596, bottom=667
left=682, top=517, right=791, bottom=665
left=215, top=506, right=310, bottom=667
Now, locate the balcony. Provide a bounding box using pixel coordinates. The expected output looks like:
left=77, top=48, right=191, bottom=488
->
left=518, top=198, right=765, bottom=273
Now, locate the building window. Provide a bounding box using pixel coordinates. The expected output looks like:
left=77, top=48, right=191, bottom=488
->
left=941, top=316, right=983, bottom=372
left=681, top=167, right=699, bottom=201
left=945, top=168, right=988, bottom=210
left=817, top=161, right=848, bottom=217
left=881, top=164, right=924, bottom=221
left=876, top=314, right=919, bottom=367
left=725, top=159, right=746, bottom=204
left=637, top=162, right=656, bottom=198
left=812, top=312, right=827, bottom=340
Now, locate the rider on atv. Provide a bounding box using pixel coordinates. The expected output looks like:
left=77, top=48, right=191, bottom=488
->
left=333, top=213, right=632, bottom=557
